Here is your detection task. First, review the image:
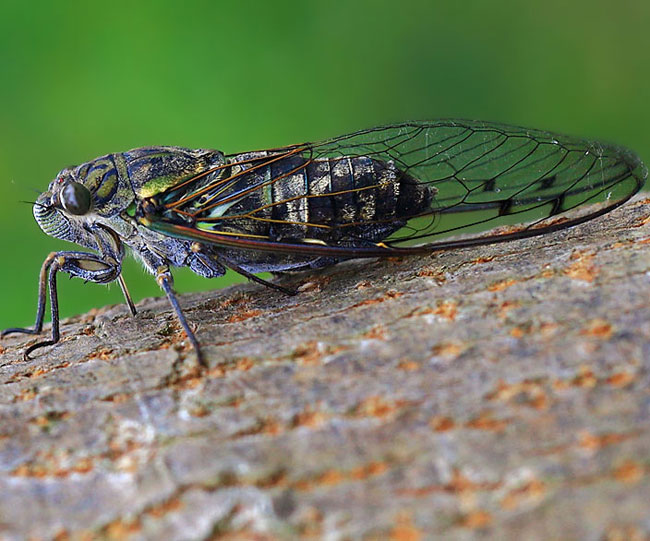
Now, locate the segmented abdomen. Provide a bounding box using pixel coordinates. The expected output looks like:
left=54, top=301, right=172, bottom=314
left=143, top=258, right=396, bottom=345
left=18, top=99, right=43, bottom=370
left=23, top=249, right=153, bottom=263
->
left=202, top=151, right=433, bottom=243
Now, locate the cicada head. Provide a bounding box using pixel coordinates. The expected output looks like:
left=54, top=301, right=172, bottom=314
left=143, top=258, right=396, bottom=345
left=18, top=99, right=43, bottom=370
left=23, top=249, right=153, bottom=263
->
left=33, top=168, right=101, bottom=250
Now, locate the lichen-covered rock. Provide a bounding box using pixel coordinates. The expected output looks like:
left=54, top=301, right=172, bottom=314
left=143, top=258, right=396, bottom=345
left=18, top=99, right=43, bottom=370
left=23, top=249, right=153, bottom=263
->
left=1, top=197, right=649, bottom=540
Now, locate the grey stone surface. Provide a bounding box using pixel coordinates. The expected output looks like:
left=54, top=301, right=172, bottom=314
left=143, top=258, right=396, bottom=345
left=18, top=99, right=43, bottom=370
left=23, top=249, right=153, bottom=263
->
left=1, top=196, right=649, bottom=540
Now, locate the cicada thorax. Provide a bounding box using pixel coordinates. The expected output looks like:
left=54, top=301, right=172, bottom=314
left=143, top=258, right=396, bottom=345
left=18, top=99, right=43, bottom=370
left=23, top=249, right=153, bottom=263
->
left=185, top=151, right=434, bottom=247
left=119, top=147, right=225, bottom=200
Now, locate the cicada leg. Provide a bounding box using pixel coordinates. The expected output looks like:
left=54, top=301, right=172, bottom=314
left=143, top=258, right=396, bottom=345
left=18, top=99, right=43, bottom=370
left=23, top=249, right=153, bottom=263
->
left=1, top=251, right=122, bottom=360
left=117, top=274, right=137, bottom=316
left=155, top=267, right=205, bottom=367
left=214, top=253, right=298, bottom=296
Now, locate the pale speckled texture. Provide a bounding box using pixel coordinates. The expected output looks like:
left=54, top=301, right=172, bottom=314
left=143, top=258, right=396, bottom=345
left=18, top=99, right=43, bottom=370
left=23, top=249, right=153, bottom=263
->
left=0, top=196, right=649, bottom=540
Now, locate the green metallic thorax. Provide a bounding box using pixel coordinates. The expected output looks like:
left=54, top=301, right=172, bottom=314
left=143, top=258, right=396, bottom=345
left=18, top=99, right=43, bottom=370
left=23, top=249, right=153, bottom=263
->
left=70, top=147, right=225, bottom=218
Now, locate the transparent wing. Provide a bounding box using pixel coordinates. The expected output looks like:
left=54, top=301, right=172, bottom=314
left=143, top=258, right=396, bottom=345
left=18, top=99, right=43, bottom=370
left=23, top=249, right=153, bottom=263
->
left=305, top=120, right=646, bottom=247
left=144, top=120, right=646, bottom=257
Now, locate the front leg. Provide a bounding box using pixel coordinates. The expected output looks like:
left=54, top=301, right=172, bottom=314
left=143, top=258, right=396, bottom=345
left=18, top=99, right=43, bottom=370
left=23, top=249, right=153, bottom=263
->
left=1, top=251, right=121, bottom=360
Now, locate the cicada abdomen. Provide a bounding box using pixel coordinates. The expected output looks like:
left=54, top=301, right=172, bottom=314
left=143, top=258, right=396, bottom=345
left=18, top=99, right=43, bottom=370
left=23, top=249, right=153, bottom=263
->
left=154, top=149, right=435, bottom=271
left=219, top=152, right=431, bottom=239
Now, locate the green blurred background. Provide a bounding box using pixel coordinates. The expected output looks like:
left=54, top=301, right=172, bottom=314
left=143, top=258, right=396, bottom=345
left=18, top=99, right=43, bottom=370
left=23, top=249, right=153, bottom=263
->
left=1, top=0, right=648, bottom=328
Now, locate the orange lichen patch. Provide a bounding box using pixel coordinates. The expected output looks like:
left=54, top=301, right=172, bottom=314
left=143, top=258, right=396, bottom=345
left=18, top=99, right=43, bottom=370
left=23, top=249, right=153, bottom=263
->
left=292, top=470, right=343, bottom=491
left=397, top=359, right=420, bottom=371
left=465, top=411, right=508, bottom=432
left=352, top=396, right=411, bottom=418
left=416, top=267, right=447, bottom=282
left=291, top=341, right=324, bottom=366
left=638, top=237, right=650, bottom=244
left=260, top=418, right=283, bottom=436
left=33, top=366, right=51, bottom=378
left=13, top=387, right=37, bottom=402
left=487, top=278, right=517, bottom=292
left=102, top=392, right=131, bottom=404
left=610, top=240, right=634, bottom=248
left=554, top=366, right=638, bottom=392
left=612, top=460, right=644, bottom=484
left=70, top=457, right=94, bottom=474
left=472, top=256, right=495, bottom=264
left=350, top=290, right=403, bottom=309
left=431, top=341, right=464, bottom=358
left=430, top=415, right=456, bottom=432
left=6, top=360, right=72, bottom=383
left=102, top=518, right=142, bottom=539
left=497, top=300, right=520, bottom=319
left=12, top=454, right=95, bottom=478
left=235, top=357, right=254, bottom=371
left=538, top=322, right=559, bottom=337
left=0, top=345, right=4, bottom=354
left=53, top=529, right=70, bottom=541
left=578, top=430, right=638, bottom=451
left=500, top=479, right=546, bottom=510
left=291, top=341, right=347, bottom=366
left=390, top=512, right=421, bottom=541
left=292, top=341, right=324, bottom=366
left=147, top=497, right=184, bottom=518
left=538, top=266, right=555, bottom=279
left=87, top=347, right=115, bottom=361
left=580, top=319, right=613, bottom=340
left=218, top=294, right=250, bottom=309
left=606, top=371, right=636, bottom=388
left=319, top=470, right=346, bottom=485
left=364, top=325, right=387, bottom=340
left=510, top=320, right=557, bottom=337
left=486, top=380, right=549, bottom=410
left=227, top=309, right=263, bottom=323
left=292, top=409, right=329, bottom=429
left=293, top=461, right=388, bottom=491
left=633, top=214, right=650, bottom=227
left=350, top=461, right=388, bottom=480
left=187, top=404, right=211, bottom=417
left=169, top=373, right=204, bottom=390
left=235, top=417, right=284, bottom=438
left=211, top=357, right=256, bottom=378
left=571, top=366, right=598, bottom=388
left=446, top=469, right=496, bottom=493
left=433, top=300, right=458, bottom=321
left=564, top=251, right=598, bottom=282
left=510, top=325, right=529, bottom=338
left=12, top=463, right=48, bottom=478
left=399, top=470, right=500, bottom=498
left=31, top=410, right=71, bottom=428
left=255, top=469, right=288, bottom=489
left=457, top=510, right=493, bottom=529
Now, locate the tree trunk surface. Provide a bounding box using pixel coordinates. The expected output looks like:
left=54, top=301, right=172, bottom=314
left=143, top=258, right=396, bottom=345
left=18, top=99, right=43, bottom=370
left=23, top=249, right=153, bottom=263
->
left=1, top=196, right=650, bottom=540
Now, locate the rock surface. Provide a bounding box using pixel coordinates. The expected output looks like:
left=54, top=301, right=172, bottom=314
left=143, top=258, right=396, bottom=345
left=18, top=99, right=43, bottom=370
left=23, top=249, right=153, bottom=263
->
left=1, top=196, right=650, bottom=540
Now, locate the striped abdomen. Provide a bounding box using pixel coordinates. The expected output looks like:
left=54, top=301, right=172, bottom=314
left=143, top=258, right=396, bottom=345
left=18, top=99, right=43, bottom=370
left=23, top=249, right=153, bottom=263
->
left=202, top=151, right=433, bottom=243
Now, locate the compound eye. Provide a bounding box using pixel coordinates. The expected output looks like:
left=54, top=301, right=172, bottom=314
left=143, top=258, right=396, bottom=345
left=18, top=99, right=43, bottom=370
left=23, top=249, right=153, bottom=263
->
left=61, top=182, right=92, bottom=215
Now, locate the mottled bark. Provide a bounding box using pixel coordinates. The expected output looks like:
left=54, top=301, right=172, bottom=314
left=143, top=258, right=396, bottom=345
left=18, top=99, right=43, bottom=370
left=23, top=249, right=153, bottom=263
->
left=1, top=196, right=649, bottom=540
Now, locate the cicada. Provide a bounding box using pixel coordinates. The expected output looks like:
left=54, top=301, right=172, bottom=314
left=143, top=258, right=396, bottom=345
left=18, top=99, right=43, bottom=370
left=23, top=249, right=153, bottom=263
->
left=2, top=121, right=647, bottom=364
